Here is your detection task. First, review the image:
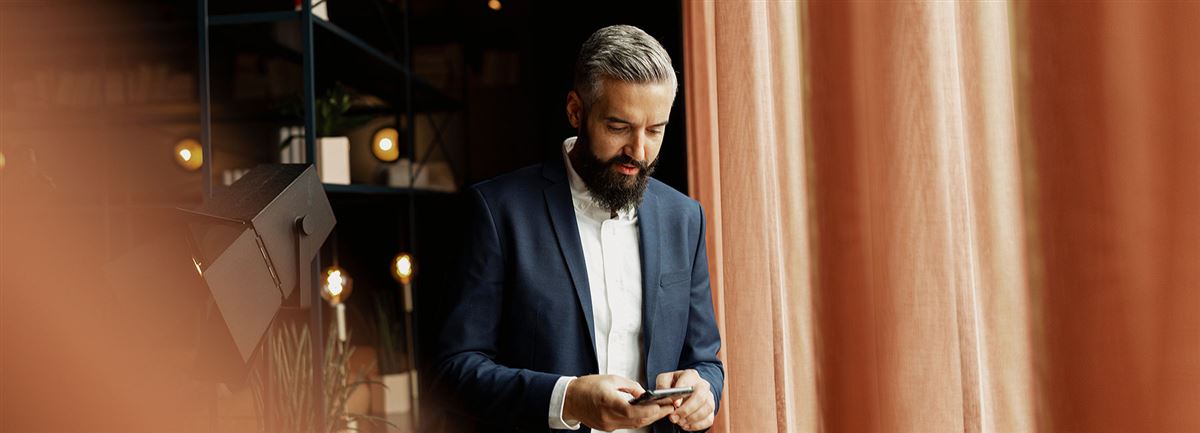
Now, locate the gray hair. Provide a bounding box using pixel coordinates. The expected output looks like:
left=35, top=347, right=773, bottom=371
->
left=573, top=25, right=678, bottom=108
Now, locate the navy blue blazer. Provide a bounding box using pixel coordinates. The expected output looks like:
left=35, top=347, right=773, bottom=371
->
left=434, top=156, right=724, bottom=433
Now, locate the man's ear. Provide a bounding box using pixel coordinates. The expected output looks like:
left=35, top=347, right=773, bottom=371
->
left=566, top=90, right=583, bottom=129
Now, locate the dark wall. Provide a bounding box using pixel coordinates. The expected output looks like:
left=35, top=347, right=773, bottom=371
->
left=421, top=0, right=689, bottom=192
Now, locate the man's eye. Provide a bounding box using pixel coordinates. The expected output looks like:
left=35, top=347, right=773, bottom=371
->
left=607, top=125, right=628, bottom=132
left=648, top=129, right=663, bottom=136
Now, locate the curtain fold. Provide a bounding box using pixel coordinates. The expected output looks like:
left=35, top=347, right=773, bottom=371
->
left=1016, top=2, right=1200, bottom=432
left=684, top=1, right=1199, bottom=432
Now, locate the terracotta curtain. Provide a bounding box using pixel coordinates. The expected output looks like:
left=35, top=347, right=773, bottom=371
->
left=682, top=1, right=1200, bottom=432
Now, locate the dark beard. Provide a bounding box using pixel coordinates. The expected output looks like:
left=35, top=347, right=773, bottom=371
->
left=569, top=120, right=657, bottom=215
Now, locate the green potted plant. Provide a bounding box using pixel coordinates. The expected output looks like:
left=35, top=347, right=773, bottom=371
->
left=279, top=84, right=371, bottom=184
left=316, top=85, right=372, bottom=185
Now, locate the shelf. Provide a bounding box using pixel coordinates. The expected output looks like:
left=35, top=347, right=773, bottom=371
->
left=0, top=101, right=293, bottom=128
left=312, top=18, right=404, bottom=77
left=205, top=12, right=461, bottom=113
left=309, top=17, right=461, bottom=112
left=206, top=11, right=395, bottom=61
left=209, top=11, right=300, bottom=26
left=322, top=183, right=454, bottom=196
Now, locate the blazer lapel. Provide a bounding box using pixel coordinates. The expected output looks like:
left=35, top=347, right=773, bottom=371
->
left=542, top=161, right=598, bottom=360
left=638, top=187, right=664, bottom=383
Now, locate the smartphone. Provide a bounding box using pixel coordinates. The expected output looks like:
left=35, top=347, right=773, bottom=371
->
left=628, top=386, right=694, bottom=405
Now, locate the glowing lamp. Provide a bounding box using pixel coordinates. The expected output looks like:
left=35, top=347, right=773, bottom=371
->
left=174, top=138, right=203, bottom=171
left=321, top=266, right=353, bottom=305
left=392, top=253, right=414, bottom=285
left=322, top=265, right=353, bottom=342
left=372, top=127, right=401, bottom=162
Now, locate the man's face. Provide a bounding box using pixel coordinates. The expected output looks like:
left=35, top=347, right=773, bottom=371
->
left=566, top=78, right=675, bottom=213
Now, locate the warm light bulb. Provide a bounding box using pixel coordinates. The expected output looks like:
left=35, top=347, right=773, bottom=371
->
left=392, top=253, right=414, bottom=284
left=372, top=127, right=401, bottom=162
left=321, top=266, right=353, bottom=305
left=488, top=0, right=501, bottom=11
left=173, top=139, right=203, bottom=171
left=322, top=267, right=353, bottom=342
left=328, top=271, right=344, bottom=296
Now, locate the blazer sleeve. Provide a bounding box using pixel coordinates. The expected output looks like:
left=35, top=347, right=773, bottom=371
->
left=434, top=186, right=561, bottom=431
left=680, top=201, right=725, bottom=428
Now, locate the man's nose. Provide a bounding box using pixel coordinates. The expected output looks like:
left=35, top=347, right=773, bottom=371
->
left=625, top=133, right=647, bottom=162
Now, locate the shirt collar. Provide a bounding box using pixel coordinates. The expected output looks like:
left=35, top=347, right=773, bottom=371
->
left=562, top=136, right=637, bottom=221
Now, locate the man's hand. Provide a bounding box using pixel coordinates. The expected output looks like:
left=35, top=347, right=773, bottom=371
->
left=656, top=369, right=715, bottom=431
left=563, top=374, right=675, bottom=431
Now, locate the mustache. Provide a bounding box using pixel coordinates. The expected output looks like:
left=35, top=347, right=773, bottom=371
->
left=606, top=154, right=650, bottom=172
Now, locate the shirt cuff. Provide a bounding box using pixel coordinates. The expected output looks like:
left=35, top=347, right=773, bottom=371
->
left=548, top=376, right=582, bottom=430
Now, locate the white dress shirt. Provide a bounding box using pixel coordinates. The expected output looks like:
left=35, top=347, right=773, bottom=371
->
left=548, top=137, right=647, bottom=433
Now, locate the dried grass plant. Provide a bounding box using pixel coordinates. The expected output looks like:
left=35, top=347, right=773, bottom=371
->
left=250, top=320, right=395, bottom=433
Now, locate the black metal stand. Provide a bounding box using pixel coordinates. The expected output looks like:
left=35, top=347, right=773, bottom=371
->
left=195, top=0, right=465, bottom=430
left=295, top=213, right=325, bottom=430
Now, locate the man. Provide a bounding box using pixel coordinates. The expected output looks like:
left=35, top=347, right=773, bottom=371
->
left=435, top=25, right=723, bottom=433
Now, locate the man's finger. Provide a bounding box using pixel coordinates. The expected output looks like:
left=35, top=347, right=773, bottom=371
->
left=656, top=403, right=676, bottom=421
left=631, top=406, right=674, bottom=429
left=672, top=388, right=710, bottom=423
left=681, top=411, right=715, bottom=431
left=655, top=371, right=677, bottom=390
left=677, top=369, right=701, bottom=384
left=683, top=398, right=713, bottom=424
left=614, top=376, right=647, bottom=398
left=665, top=371, right=706, bottom=422
left=627, top=398, right=674, bottom=425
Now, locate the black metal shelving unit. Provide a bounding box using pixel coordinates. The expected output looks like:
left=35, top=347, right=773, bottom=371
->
left=196, top=1, right=462, bottom=430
